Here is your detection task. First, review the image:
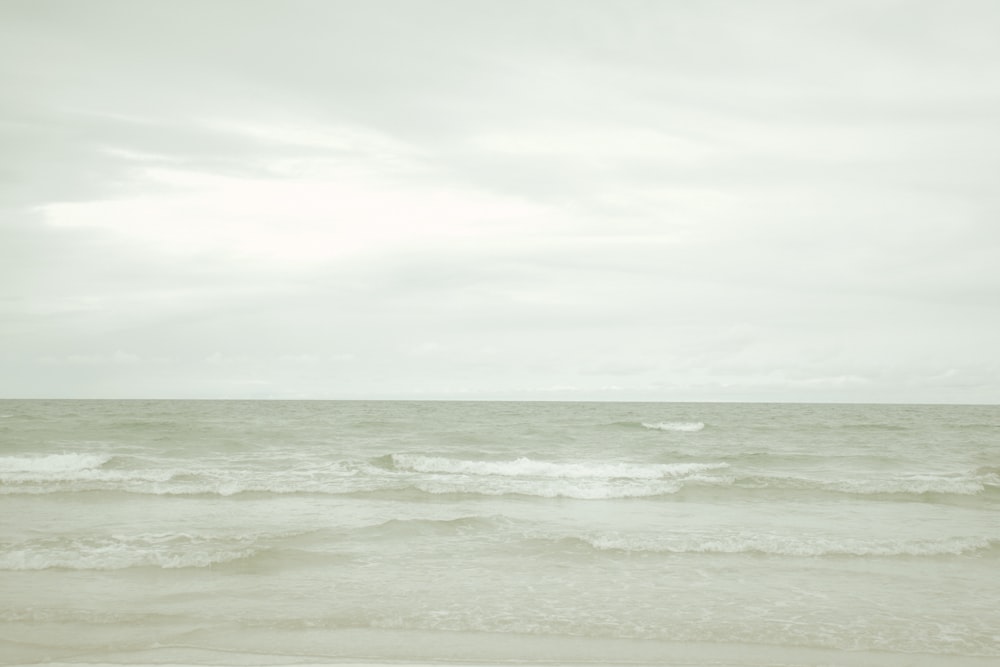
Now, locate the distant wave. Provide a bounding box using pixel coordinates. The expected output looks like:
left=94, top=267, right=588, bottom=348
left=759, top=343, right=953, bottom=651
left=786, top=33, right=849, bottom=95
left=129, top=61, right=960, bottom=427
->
left=835, top=423, right=911, bottom=431
left=641, top=421, right=705, bottom=432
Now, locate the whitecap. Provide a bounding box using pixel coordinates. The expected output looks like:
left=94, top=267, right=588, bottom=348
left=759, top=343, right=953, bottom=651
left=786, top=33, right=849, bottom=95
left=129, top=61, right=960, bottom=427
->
left=642, top=421, right=705, bottom=432
left=0, top=452, right=111, bottom=473
left=390, top=453, right=726, bottom=480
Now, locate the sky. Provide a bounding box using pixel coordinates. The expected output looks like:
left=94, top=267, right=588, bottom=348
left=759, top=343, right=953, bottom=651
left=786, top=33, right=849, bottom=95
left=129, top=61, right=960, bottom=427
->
left=2, top=0, right=999, bottom=402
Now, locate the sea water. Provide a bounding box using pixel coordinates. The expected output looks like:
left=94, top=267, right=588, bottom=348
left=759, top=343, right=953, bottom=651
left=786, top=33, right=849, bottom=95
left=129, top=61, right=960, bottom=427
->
left=1, top=400, right=998, bottom=666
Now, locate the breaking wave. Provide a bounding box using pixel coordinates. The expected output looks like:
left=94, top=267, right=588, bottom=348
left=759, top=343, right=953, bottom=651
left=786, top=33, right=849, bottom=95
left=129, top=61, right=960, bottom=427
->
left=641, top=421, right=705, bottom=432
left=3, top=451, right=995, bottom=502
left=0, top=453, right=112, bottom=474
left=374, top=454, right=730, bottom=499
left=386, top=454, right=725, bottom=479
left=0, top=452, right=174, bottom=487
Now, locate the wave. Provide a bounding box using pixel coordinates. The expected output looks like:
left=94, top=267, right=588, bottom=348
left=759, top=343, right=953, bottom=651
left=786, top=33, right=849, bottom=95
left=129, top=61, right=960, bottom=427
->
left=403, top=469, right=999, bottom=501
left=386, top=454, right=726, bottom=480
left=835, top=423, right=911, bottom=431
left=734, top=471, right=1000, bottom=497
left=558, top=533, right=1000, bottom=558
left=5, top=477, right=717, bottom=501
left=0, top=452, right=112, bottom=474
left=3, top=450, right=994, bottom=502
left=371, top=454, right=732, bottom=499
left=0, top=519, right=507, bottom=571
left=0, top=533, right=266, bottom=570
left=975, top=465, right=1000, bottom=480
left=355, top=515, right=506, bottom=539
left=410, top=478, right=690, bottom=500
left=6, top=525, right=991, bottom=572
left=641, top=421, right=705, bottom=432
left=1, top=465, right=175, bottom=486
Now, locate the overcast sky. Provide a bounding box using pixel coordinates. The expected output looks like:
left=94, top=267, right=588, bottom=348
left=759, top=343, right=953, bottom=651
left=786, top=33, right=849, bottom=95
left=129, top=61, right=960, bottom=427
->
left=2, top=0, right=999, bottom=402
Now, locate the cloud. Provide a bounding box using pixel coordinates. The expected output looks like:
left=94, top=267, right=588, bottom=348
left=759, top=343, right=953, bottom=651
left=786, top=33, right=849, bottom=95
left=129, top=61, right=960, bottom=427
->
left=2, top=0, right=999, bottom=401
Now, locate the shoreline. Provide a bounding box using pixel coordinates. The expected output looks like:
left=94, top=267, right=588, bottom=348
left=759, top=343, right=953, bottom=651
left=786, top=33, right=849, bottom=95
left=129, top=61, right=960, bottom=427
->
left=6, top=631, right=1000, bottom=667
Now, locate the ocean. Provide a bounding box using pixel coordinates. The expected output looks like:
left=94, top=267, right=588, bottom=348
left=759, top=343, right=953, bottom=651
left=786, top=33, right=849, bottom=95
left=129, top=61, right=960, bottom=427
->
left=1, top=400, right=998, bottom=667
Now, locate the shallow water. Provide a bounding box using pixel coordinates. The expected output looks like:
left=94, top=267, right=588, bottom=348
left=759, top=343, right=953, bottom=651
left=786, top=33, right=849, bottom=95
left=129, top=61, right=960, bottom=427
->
left=1, top=400, right=998, bottom=665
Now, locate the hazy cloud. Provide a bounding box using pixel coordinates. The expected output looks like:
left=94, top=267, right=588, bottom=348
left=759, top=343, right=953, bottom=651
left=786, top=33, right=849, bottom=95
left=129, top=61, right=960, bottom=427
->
left=2, top=0, right=999, bottom=401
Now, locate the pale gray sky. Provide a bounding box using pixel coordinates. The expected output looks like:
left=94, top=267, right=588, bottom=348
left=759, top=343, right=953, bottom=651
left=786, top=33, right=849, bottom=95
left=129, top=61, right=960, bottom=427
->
left=2, top=0, right=999, bottom=402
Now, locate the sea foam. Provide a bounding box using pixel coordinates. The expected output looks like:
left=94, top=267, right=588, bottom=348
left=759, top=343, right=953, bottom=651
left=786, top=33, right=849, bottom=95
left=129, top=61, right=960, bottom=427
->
left=388, top=455, right=731, bottom=499
left=0, top=453, right=111, bottom=473
left=389, top=454, right=726, bottom=479
left=641, top=421, right=705, bottom=432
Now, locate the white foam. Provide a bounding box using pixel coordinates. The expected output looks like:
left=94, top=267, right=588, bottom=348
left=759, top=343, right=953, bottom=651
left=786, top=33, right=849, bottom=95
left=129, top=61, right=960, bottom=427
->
left=391, top=454, right=727, bottom=480
left=0, top=452, right=111, bottom=473
left=1, top=453, right=731, bottom=498
left=642, top=421, right=705, bottom=432
left=0, top=466, right=175, bottom=487
left=0, top=467, right=389, bottom=497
